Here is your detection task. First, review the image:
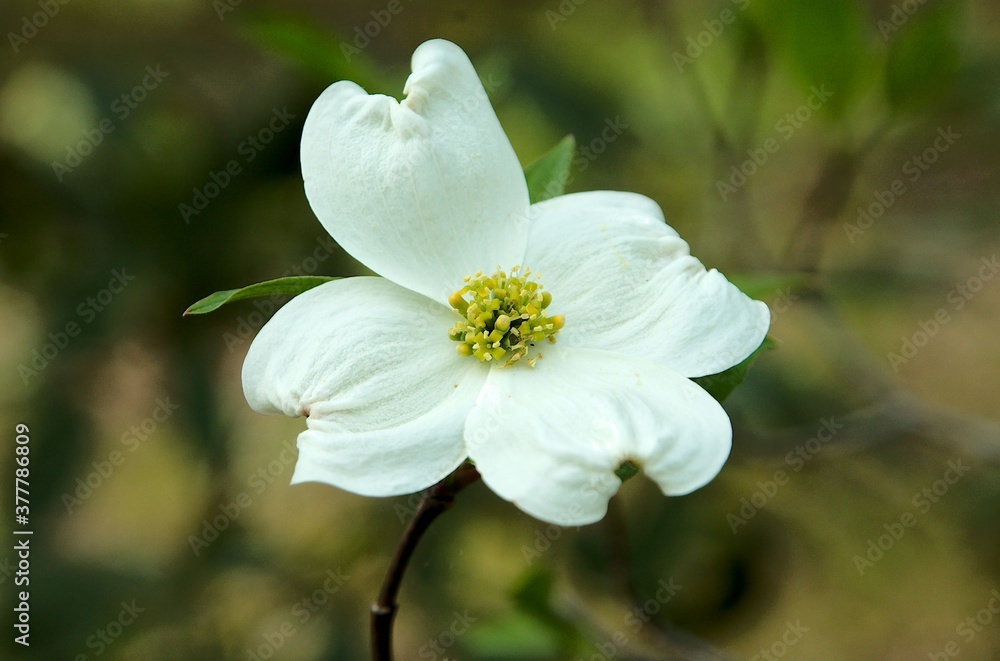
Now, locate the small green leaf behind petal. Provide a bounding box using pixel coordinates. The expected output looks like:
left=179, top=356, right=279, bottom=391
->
left=184, top=276, right=337, bottom=316
left=693, top=336, right=776, bottom=403
left=523, top=135, right=576, bottom=204
left=236, top=12, right=389, bottom=92
left=728, top=271, right=814, bottom=301
left=464, top=612, right=561, bottom=658
left=615, top=461, right=640, bottom=483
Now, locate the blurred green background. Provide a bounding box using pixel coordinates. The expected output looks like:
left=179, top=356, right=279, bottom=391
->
left=2, top=0, right=999, bottom=659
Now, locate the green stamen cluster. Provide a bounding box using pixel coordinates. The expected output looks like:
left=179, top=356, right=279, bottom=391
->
left=448, top=266, right=564, bottom=366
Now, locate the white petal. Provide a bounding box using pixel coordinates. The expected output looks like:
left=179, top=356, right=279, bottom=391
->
left=291, top=404, right=474, bottom=497
left=242, top=277, right=487, bottom=496
left=523, top=191, right=770, bottom=378
left=301, top=39, right=530, bottom=303
left=464, top=347, right=732, bottom=525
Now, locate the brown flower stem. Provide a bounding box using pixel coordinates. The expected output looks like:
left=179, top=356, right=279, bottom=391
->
left=371, top=462, right=481, bottom=661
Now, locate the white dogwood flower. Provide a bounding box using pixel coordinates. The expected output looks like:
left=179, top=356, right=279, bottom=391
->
left=242, top=39, right=770, bottom=525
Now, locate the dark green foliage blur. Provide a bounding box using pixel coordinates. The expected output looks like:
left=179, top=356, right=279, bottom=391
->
left=1, top=1, right=999, bottom=659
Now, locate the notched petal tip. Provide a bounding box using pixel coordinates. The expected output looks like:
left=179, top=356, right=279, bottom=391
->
left=298, top=38, right=529, bottom=302
left=406, top=39, right=477, bottom=92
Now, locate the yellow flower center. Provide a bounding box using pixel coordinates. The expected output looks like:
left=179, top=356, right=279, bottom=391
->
left=448, top=266, right=564, bottom=366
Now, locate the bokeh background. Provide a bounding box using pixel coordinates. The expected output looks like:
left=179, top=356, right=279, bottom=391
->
left=2, top=0, right=999, bottom=659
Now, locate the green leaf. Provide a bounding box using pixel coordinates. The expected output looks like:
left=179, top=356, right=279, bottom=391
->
left=184, top=276, right=336, bottom=316
left=234, top=12, right=389, bottom=92
left=748, top=0, right=874, bottom=118
left=728, top=271, right=813, bottom=300
left=693, top=336, right=776, bottom=403
left=464, top=613, right=561, bottom=658
left=885, top=3, right=961, bottom=113
left=510, top=568, right=580, bottom=648
left=523, top=135, right=575, bottom=204
left=512, top=568, right=557, bottom=615
left=506, top=568, right=625, bottom=656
